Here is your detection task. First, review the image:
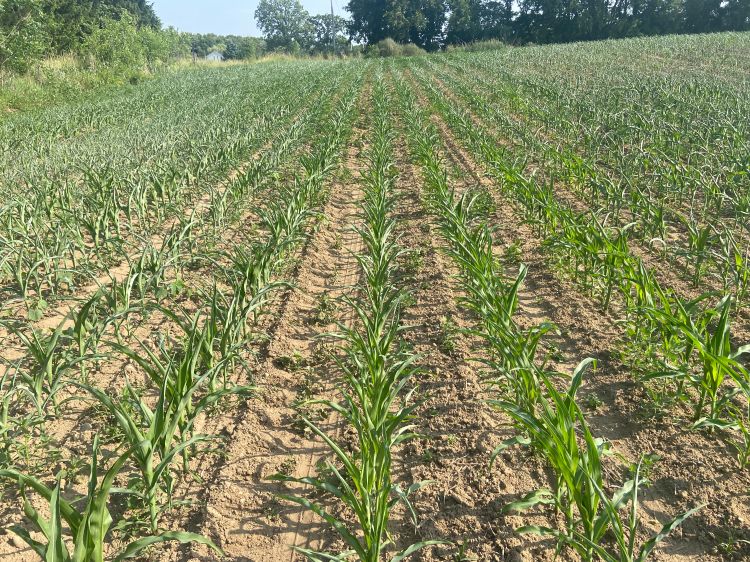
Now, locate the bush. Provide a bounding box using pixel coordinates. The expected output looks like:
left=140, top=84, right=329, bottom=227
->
left=401, top=43, right=426, bottom=56
left=79, top=13, right=145, bottom=76
left=367, top=38, right=426, bottom=58
left=377, top=38, right=402, bottom=57
left=446, top=39, right=508, bottom=52
left=0, top=0, right=48, bottom=73
left=140, top=27, right=188, bottom=70
left=79, top=13, right=187, bottom=82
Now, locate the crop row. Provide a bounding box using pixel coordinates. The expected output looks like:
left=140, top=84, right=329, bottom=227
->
left=409, top=59, right=750, bottom=308
left=272, top=77, right=443, bottom=561
left=0, top=63, right=357, bottom=321
left=393, top=66, right=701, bottom=562
left=398, top=63, right=750, bottom=452
left=0, top=67, right=361, bottom=560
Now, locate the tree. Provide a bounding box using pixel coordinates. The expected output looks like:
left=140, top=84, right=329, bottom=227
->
left=79, top=12, right=145, bottom=73
left=309, top=13, right=349, bottom=53
left=104, top=0, right=160, bottom=28
left=722, top=0, right=750, bottom=30
left=40, top=0, right=159, bottom=54
left=481, top=0, right=514, bottom=41
left=445, top=0, right=515, bottom=44
left=254, top=0, right=312, bottom=52
left=0, top=0, right=48, bottom=72
left=42, top=0, right=97, bottom=53
left=206, top=42, right=227, bottom=55
left=224, top=39, right=239, bottom=59
left=626, top=0, right=682, bottom=36
left=348, top=0, right=445, bottom=49
left=682, top=0, right=723, bottom=33
left=139, top=25, right=186, bottom=69
left=445, top=0, right=482, bottom=44
left=347, top=0, right=389, bottom=44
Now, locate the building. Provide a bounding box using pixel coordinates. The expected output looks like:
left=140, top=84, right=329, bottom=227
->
left=206, top=51, right=224, bottom=62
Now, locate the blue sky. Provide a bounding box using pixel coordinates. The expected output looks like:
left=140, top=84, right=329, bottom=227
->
left=152, top=1, right=348, bottom=36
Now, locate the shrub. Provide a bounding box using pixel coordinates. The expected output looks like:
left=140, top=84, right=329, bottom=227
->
left=0, top=0, right=48, bottom=73
left=79, top=13, right=186, bottom=82
left=140, top=26, right=188, bottom=70
left=447, top=39, right=508, bottom=52
left=377, top=37, right=402, bottom=57
left=369, top=38, right=426, bottom=58
left=401, top=42, right=427, bottom=56
left=79, top=12, right=146, bottom=75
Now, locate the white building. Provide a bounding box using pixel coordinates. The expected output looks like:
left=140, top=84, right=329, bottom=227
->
left=206, top=51, right=224, bottom=62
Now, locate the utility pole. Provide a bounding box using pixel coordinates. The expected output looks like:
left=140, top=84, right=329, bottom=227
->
left=330, top=0, right=335, bottom=55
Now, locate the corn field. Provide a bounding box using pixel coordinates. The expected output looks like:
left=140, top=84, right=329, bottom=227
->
left=0, top=32, right=749, bottom=562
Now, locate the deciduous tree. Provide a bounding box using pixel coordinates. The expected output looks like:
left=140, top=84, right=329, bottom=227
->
left=255, top=0, right=313, bottom=53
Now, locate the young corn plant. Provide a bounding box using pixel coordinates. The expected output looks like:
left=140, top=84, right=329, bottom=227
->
left=75, top=359, right=249, bottom=533
left=644, top=294, right=750, bottom=425
left=107, top=314, right=251, bottom=475
left=398, top=80, right=549, bottom=415
left=0, top=436, right=222, bottom=561
left=67, top=292, right=110, bottom=383
left=396, top=74, right=700, bottom=561
left=0, top=319, right=74, bottom=414
left=677, top=216, right=714, bottom=287
left=494, top=360, right=699, bottom=562
left=0, top=367, right=47, bottom=470
left=273, top=84, right=442, bottom=561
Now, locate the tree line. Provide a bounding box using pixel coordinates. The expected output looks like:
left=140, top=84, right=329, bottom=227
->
left=256, top=0, right=750, bottom=53
left=3, top=0, right=748, bottom=75
left=0, top=0, right=273, bottom=74
left=254, top=0, right=350, bottom=55
left=351, top=0, right=750, bottom=50
left=184, top=34, right=266, bottom=60
left=0, top=0, right=164, bottom=72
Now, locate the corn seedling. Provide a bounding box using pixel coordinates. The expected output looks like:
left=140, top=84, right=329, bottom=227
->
left=0, top=436, right=222, bottom=561
left=494, top=360, right=699, bottom=562
left=273, top=83, right=443, bottom=561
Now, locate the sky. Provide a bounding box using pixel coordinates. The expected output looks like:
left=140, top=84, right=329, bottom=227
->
left=152, top=0, right=348, bottom=36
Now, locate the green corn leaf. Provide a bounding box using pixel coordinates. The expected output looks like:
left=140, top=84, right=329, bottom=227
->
left=515, top=525, right=561, bottom=537
left=637, top=505, right=704, bottom=561
left=489, top=435, right=531, bottom=469
left=292, top=546, right=355, bottom=561
left=46, top=483, right=67, bottom=562
left=113, top=531, right=223, bottom=561
left=391, top=540, right=449, bottom=561
left=277, top=494, right=368, bottom=560
left=9, top=524, right=47, bottom=559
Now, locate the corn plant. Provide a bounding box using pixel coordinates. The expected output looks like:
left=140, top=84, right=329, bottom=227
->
left=0, top=436, right=222, bottom=561
left=644, top=295, right=750, bottom=425
left=0, top=367, right=47, bottom=470
left=107, top=315, right=251, bottom=472
left=75, top=363, right=249, bottom=532
left=494, top=360, right=699, bottom=562
left=67, top=292, right=110, bottom=383
left=273, top=83, right=443, bottom=561
left=675, top=216, right=714, bottom=287
left=0, top=319, right=74, bottom=414
left=158, top=284, right=281, bottom=391
left=395, top=73, right=701, bottom=561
